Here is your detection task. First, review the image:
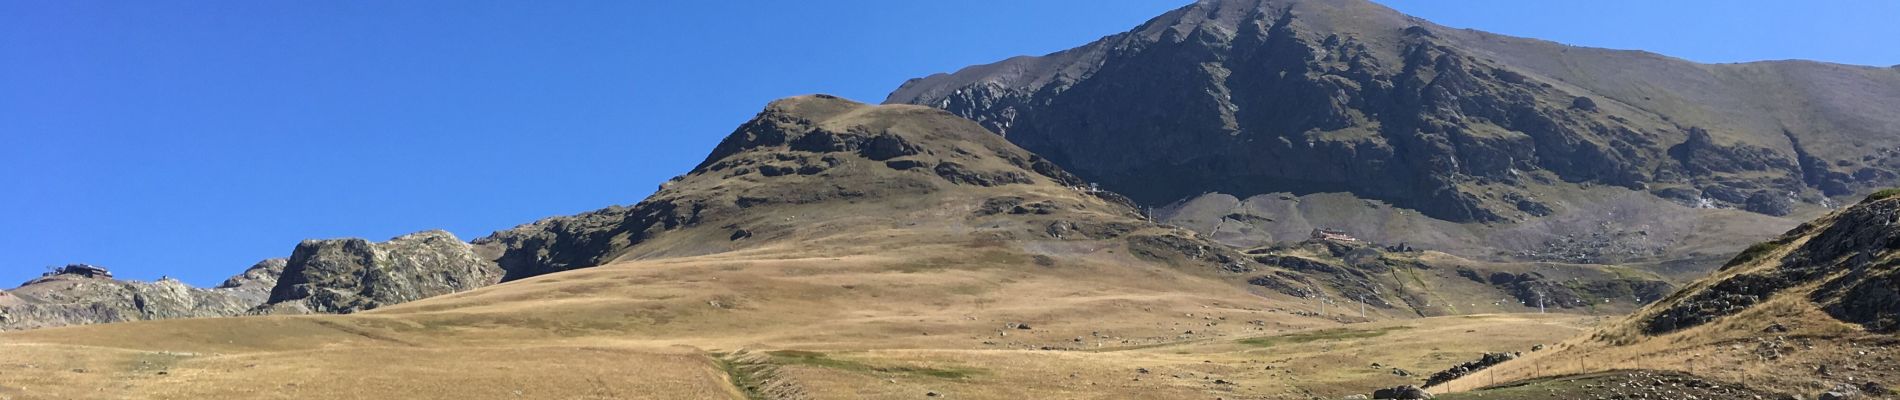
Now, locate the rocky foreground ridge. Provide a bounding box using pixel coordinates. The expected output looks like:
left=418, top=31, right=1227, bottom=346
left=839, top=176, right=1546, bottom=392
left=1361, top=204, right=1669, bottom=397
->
left=1641, top=191, right=1900, bottom=335
left=1449, top=191, right=1900, bottom=396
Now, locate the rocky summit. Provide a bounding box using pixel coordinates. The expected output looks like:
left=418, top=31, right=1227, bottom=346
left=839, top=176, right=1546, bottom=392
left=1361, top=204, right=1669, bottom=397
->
left=469, top=94, right=1246, bottom=282
left=890, top=0, right=1900, bottom=263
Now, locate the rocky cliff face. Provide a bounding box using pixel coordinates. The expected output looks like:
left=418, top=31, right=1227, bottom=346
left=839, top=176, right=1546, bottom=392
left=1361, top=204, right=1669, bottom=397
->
left=890, top=0, right=1900, bottom=225
left=259, top=230, right=502, bottom=314
left=0, top=261, right=283, bottom=331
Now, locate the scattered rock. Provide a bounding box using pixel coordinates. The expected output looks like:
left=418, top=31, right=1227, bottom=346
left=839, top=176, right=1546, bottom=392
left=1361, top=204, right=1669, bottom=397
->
left=885, top=159, right=927, bottom=171
left=1424, top=352, right=1518, bottom=387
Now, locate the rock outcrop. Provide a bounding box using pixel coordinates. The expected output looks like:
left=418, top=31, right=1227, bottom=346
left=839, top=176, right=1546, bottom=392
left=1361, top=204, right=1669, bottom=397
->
left=1423, top=352, right=1518, bottom=387
left=0, top=262, right=283, bottom=331
left=259, top=230, right=501, bottom=314
left=218, top=258, right=288, bottom=305
left=1371, top=385, right=1433, bottom=399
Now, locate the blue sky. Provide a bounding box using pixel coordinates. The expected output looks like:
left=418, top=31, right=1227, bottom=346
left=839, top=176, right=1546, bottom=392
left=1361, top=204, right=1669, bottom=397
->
left=3, top=1, right=1897, bottom=287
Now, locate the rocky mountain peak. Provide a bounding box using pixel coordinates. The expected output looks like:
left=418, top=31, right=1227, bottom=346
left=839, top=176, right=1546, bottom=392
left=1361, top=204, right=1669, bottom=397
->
left=890, top=0, right=1900, bottom=271
left=477, top=95, right=1118, bottom=281
left=694, top=95, right=1041, bottom=174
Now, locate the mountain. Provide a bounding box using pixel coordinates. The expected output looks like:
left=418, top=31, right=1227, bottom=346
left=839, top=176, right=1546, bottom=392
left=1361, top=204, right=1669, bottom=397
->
left=0, top=96, right=1607, bottom=399
left=889, top=0, right=1900, bottom=267
left=1439, top=192, right=1900, bottom=397
left=0, top=93, right=1686, bottom=332
left=0, top=260, right=282, bottom=331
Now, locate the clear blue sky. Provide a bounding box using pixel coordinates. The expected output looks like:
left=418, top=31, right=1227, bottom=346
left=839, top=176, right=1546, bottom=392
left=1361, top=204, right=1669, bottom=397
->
left=4, top=1, right=1897, bottom=288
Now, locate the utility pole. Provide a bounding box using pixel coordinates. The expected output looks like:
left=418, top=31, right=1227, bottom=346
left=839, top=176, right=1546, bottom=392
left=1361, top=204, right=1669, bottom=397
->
left=1359, top=295, right=1367, bottom=319
left=1538, top=292, right=1546, bottom=314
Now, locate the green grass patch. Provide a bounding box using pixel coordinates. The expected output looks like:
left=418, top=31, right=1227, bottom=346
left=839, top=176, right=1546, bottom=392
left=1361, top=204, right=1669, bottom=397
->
left=768, top=350, right=981, bottom=379
left=1238, top=326, right=1412, bottom=348
left=1866, top=188, right=1900, bottom=203
left=713, top=354, right=772, bottom=400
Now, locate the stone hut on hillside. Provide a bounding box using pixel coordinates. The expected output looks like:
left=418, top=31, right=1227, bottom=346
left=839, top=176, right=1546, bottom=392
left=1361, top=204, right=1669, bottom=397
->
left=1310, top=228, right=1361, bottom=243
left=46, top=264, right=113, bottom=279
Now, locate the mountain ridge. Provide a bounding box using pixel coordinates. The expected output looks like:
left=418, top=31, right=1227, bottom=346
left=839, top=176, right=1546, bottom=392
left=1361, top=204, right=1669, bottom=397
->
left=0, top=95, right=1256, bottom=330
left=889, top=0, right=1900, bottom=273
left=0, top=94, right=1644, bottom=399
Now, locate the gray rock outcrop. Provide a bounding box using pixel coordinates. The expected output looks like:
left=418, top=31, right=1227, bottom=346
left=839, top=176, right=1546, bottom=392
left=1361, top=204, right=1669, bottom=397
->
left=259, top=230, right=501, bottom=314
left=0, top=261, right=284, bottom=331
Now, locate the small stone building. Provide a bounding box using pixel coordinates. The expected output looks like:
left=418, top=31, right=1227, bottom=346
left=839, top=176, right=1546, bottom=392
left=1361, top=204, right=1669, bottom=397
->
left=1310, top=228, right=1361, bottom=243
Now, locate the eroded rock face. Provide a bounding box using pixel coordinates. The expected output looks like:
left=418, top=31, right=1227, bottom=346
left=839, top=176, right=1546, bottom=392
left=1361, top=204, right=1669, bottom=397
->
left=891, top=0, right=1900, bottom=221
left=260, top=230, right=501, bottom=314
left=0, top=261, right=284, bottom=331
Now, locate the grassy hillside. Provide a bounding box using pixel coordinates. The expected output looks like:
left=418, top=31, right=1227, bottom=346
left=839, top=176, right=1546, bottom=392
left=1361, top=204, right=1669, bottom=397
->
left=1440, top=194, right=1900, bottom=397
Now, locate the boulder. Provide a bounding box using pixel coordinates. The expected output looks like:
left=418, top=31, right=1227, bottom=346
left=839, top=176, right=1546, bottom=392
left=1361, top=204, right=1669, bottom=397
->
left=1371, top=385, right=1433, bottom=399
left=1744, top=191, right=1795, bottom=216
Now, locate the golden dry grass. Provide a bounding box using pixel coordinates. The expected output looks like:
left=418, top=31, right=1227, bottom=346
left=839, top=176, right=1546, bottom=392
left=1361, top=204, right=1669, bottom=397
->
left=0, top=231, right=1601, bottom=399
left=1440, top=206, right=1900, bottom=396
